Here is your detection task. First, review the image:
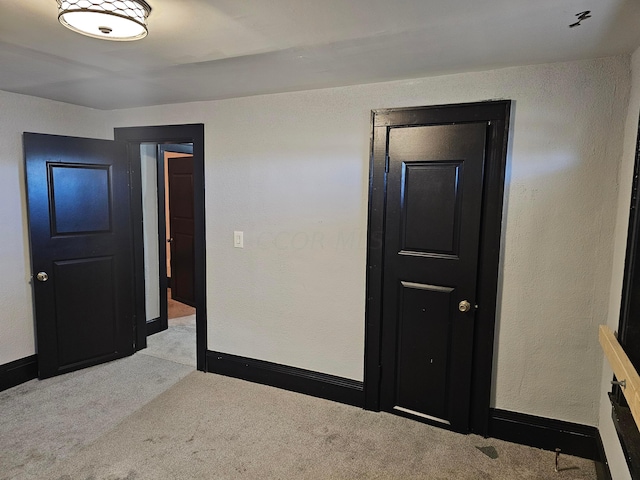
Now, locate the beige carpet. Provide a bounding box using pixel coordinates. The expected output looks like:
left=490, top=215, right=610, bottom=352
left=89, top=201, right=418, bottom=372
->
left=42, top=372, right=596, bottom=479
left=169, top=313, right=196, bottom=327
left=0, top=355, right=193, bottom=480
left=140, top=315, right=196, bottom=367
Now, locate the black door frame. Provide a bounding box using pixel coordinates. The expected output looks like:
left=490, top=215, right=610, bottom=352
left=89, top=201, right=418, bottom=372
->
left=364, top=101, right=511, bottom=435
left=114, top=124, right=207, bottom=372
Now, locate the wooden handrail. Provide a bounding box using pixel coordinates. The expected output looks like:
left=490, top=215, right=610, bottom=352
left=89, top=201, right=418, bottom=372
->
left=600, top=325, right=640, bottom=430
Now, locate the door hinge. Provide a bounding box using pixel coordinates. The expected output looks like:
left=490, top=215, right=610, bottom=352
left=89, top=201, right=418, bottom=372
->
left=385, top=154, right=390, bottom=173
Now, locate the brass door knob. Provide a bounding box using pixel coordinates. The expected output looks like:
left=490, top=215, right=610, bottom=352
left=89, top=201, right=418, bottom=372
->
left=36, top=272, right=49, bottom=282
left=458, top=300, right=471, bottom=312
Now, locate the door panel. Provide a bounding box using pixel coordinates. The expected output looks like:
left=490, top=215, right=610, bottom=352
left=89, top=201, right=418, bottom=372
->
left=380, top=123, right=487, bottom=431
left=168, top=156, right=195, bottom=306
left=401, top=162, right=462, bottom=256
left=53, top=257, right=116, bottom=366
left=24, top=133, right=135, bottom=379
left=50, top=165, right=112, bottom=234
left=396, top=281, right=454, bottom=420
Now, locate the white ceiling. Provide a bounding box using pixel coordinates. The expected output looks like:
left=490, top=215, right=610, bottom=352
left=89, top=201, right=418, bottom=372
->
left=1, top=0, right=639, bottom=110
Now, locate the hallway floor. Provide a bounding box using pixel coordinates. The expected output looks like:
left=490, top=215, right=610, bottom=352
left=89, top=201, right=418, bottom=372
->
left=167, top=288, right=195, bottom=319
left=143, top=313, right=196, bottom=367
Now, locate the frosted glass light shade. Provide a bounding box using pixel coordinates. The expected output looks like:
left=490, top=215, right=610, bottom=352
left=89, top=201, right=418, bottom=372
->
left=57, top=0, right=152, bottom=41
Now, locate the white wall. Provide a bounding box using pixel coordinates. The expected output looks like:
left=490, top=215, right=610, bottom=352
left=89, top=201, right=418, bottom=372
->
left=140, top=143, right=160, bottom=321
left=598, top=47, right=640, bottom=480
left=0, top=90, right=109, bottom=366
left=107, top=56, right=630, bottom=426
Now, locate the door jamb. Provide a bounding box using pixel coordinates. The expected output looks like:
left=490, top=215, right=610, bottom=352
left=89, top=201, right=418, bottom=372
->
left=363, top=101, right=511, bottom=435
left=114, top=124, right=207, bottom=372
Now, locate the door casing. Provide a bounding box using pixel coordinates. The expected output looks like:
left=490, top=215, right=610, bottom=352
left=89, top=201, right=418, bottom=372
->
left=363, top=101, right=511, bottom=435
left=114, top=124, right=207, bottom=372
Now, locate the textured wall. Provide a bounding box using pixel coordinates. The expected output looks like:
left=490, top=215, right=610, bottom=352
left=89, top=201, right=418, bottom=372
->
left=107, top=56, right=630, bottom=426
left=140, top=143, right=160, bottom=321
left=489, top=58, right=628, bottom=423
left=598, top=47, right=640, bottom=480
left=0, top=90, right=109, bottom=365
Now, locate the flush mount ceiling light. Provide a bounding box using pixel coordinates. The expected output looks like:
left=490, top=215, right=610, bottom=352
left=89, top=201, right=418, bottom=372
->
left=56, top=0, right=152, bottom=41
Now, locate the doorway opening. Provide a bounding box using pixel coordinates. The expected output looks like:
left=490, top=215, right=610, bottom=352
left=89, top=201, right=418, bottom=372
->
left=138, top=142, right=197, bottom=366
left=115, top=124, right=207, bottom=371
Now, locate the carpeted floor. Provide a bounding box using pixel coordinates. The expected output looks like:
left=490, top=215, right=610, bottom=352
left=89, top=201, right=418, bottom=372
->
left=1, top=312, right=597, bottom=480
left=140, top=314, right=196, bottom=367
left=39, top=372, right=597, bottom=480
left=0, top=355, right=193, bottom=480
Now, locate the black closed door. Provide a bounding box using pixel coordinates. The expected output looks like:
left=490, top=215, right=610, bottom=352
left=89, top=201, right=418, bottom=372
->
left=380, top=123, right=487, bottom=431
left=168, top=156, right=195, bottom=306
left=24, top=133, right=135, bottom=379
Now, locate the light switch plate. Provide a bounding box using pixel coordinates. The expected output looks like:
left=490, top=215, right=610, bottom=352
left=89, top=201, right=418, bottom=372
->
left=234, top=231, right=244, bottom=248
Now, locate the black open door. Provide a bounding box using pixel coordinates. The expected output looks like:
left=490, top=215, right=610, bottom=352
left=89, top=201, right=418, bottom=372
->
left=167, top=154, right=196, bottom=307
left=24, top=133, right=135, bottom=379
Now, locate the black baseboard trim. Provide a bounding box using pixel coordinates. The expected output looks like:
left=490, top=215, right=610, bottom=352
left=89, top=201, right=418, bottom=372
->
left=611, top=395, right=638, bottom=479
left=489, top=409, right=602, bottom=462
left=146, top=317, right=163, bottom=336
left=206, top=351, right=364, bottom=408
left=595, top=430, right=613, bottom=480
left=0, top=354, right=38, bottom=392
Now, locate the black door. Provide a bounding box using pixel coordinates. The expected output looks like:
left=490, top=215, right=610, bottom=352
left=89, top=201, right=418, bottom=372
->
left=168, top=156, right=196, bottom=306
left=24, top=133, right=135, bottom=379
left=366, top=102, right=510, bottom=435
left=379, top=123, right=486, bottom=431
